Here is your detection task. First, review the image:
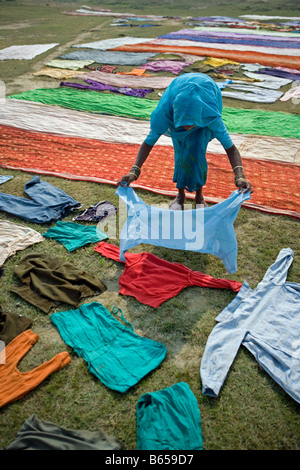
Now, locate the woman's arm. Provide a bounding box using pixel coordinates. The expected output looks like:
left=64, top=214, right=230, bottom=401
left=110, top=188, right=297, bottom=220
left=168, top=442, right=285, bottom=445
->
left=117, top=141, right=154, bottom=187
left=225, top=144, right=253, bottom=193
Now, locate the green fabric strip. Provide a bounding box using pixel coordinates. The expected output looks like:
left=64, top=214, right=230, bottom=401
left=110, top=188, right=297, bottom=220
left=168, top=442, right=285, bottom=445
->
left=9, top=87, right=157, bottom=120
left=9, top=87, right=300, bottom=139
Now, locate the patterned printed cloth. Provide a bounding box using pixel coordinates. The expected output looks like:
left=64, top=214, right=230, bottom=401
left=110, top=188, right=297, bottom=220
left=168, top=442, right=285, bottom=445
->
left=0, top=124, right=299, bottom=218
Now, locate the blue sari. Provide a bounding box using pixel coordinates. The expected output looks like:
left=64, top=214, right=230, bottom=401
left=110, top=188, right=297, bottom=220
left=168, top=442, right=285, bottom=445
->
left=145, top=73, right=233, bottom=192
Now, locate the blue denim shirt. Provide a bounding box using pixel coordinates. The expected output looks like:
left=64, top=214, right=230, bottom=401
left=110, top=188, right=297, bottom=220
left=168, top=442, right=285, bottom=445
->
left=200, top=248, right=300, bottom=403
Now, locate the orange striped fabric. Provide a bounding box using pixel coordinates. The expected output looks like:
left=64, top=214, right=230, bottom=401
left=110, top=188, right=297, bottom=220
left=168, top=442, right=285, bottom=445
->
left=0, top=124, right=299, bottom=218
left=111, top=43, right=300, bottom=70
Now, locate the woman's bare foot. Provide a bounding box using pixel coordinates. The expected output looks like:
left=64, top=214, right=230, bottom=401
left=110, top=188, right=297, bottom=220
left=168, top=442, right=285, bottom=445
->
left=169, top=189, right=185, bottom=210
left=195, top=188, right=208, bottom=208
left=194, top=199, right=208, bottom=209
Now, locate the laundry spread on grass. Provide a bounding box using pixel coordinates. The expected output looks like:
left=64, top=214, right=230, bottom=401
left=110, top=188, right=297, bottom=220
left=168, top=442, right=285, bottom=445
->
left=158, top=29, right=300, bottom=49
left=50, top=302, right=167, bottom=393
left=0, top=175, right=13, bottom=185
left=8, top=87, right=159, bottom=119
left=0, top=175, right=82, bottom=224
left=95, top=241, right=242, bottom=307
left=72, top=36, right=154, bottom=50
left=136, top=382, right=203, bottom=450
left=111, top=41, right=300, bottom=70
left=280, top=84, right=300, bottom=102
left=4, top=414, right=123, bottom=451
left=221, top=84, right=283, bottom=103
left=45, top=59, right=96, bottom=70
left=73, top=200, right=118, bottom=222
left=114, top=38, right=300, bottom=58
left=138, top=60, right=192, bottom=74
left=64, top=8, right=165, bottom=20
left=0, top=330, right=71, bottom=408
left=7, top=91, right=300, bottom=139
left=0, top=43, right=59, bottom=60
left=60, top=80, right=154, bottom=97
left=33, top=68, right=88, bottom=79
left=58, top=50, right=157, bottom=65
left=74, top=69, right=176, bottom=88
left=2, top=13, right=300, bottom=450
left=241, top=71, right=292, bottom=89
left=0, top=124, right=299, bottom=218
left=0, top=219, right=44, bottom=267
left=43, top=221, right=108, bottom=251
left=0, top=304, right=32, bottom=345
left=191, top=25, right=300, bottom=38
left=6, top=88, right=300, bottom=138
left=10, top=253, right=107, bottom=313
left=200, top=248, right=300, bottom=404
left=1, top=100, right=299, bottom=165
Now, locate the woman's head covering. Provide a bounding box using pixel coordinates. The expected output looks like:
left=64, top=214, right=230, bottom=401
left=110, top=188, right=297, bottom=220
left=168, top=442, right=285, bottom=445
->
left=148, top=73, right=224, bottom=141
left=144, top=73, right=233, bottom=192
left=172, top=78, right=223, bottom=129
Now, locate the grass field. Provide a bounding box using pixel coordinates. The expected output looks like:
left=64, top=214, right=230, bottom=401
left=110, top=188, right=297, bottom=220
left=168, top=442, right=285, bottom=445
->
left=0, top=0, right=299, bottom=451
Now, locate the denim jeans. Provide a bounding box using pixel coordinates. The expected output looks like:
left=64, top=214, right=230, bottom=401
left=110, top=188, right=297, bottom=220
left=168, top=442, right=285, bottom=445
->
left=0, top=176, right=81, bottom=224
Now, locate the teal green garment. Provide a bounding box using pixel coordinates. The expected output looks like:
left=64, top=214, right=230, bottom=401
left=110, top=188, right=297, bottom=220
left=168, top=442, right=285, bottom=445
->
left=43, top=221, right=108, bottom=251
left=9, top=87, right=300, bottom=138
left=136, top=382, right=203, bottom=450
left=50, top=302, right=167, bottom=393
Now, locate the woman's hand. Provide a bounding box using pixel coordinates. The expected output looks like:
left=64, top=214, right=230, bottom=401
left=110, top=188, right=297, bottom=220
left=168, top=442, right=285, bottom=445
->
left=117, top=173, right=137, bottom=187
left=236, top=178, right=253, bottom=193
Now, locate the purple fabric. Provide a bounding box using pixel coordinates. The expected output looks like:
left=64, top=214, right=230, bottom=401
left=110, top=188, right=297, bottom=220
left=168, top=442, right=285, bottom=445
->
left=158, top=32, right=300, bottom=49
left=73, top=200, right=117, bottom=222
left=139, top=60, right=192, bottom=75
left=189, top=16, right=244, bottom=22
left=164, top=28, right=300, bottom=44
left=60, top=80, right=154, bottom=97
left=256, top=68, right=300, bottom=81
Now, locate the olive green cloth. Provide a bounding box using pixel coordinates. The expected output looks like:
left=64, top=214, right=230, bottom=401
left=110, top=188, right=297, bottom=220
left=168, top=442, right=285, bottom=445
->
left=0, top=306, right=32, bottom=345
left=10, top=253, right=106, bottom=314
left=4, top=414, right=123, bottom=450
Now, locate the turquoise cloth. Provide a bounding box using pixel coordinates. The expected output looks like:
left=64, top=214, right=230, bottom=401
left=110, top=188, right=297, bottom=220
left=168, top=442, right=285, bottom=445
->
left=50, top=302, right=167, bottom=393
left=43, top=221, right=108, bottom=251
left=136, top=382, right=203, bottom=450
left=145, top=73, right=233, bottom=192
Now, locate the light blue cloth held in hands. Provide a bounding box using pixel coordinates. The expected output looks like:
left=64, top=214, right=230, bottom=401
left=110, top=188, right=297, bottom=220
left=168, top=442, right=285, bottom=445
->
left=116, top=185, right=251, bottom=274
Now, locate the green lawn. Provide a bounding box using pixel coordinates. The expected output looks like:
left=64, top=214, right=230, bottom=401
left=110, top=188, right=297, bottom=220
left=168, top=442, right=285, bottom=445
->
left=0, top=0, right=299, bottom=451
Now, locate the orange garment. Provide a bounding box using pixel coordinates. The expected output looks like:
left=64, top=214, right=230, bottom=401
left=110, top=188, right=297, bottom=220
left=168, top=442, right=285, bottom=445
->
left=0, top=329, right=71, bottom=408
left=111, top=44, right=300, bottom=71
left=116, top=68, right=151, bottom=76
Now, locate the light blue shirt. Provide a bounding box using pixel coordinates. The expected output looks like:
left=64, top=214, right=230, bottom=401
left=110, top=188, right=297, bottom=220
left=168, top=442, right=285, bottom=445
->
left=200, top=248, right=300, bottom=403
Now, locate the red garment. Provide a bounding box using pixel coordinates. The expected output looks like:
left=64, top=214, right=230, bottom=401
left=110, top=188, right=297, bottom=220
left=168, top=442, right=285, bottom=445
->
left=95, top=242, right=242, bottom=308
